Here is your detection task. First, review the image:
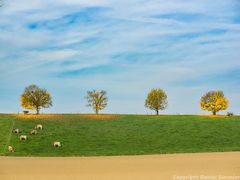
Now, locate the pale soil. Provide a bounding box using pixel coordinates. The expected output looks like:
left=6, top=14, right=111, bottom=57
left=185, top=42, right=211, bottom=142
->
left=0, top=152, right=240, bottom=180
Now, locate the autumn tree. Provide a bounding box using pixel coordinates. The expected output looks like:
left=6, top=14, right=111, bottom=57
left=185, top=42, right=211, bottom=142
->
left=145, top=88, right=168, bottom=115
left=85, top=90, right=108, bottom=114
left=20, top=85, right=53, bottom=114
left=200, top=91, right=229, bottom=115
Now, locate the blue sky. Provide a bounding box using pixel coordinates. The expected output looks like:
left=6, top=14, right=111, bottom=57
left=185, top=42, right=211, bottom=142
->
left=0, top=0, right=240, bottom=114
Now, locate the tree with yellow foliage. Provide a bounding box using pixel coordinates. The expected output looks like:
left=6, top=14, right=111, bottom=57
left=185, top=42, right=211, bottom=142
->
left=20, top=85, right=52, bottom=114
left=85, top=90, right=108, bottom=114
left=200, top=91, right=229, bottom=115
left=145, top=88, right=168, bottom=115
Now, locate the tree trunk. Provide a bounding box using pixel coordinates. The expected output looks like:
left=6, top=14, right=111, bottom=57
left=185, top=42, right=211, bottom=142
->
left=156, top=109, right=159, bottom=115
left=212, top=111, right=216, bottom=115
left=95, top=109, right=99, bottom=114
left=36, top=108, right=40, bottom=115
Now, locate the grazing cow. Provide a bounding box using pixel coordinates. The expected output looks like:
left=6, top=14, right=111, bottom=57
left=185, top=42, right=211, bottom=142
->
left=8, top=146, right=14, bottom=152
left=12, top=129, right=20, bottom=134
left=29, top=129, right=37, bottom=135
left=36, top=124, right=43, bottom=130
left=20, top=135, right=27, bottom=141
left=53, top=141, right=61, bottom=148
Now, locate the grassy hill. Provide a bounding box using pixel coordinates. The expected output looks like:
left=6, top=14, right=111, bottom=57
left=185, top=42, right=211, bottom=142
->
left=0, top=114, right=240, bottom=156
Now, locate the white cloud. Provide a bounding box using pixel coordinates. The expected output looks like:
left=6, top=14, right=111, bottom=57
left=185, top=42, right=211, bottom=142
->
left=0, top=0, right=240, bottom=114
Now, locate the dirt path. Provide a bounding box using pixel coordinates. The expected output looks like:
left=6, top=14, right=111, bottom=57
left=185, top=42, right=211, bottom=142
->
left=0, top=152, right=240, bottom=180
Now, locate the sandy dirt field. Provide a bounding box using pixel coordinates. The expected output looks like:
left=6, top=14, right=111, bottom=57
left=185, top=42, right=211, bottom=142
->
left=0, top=152, right=240, bottom=180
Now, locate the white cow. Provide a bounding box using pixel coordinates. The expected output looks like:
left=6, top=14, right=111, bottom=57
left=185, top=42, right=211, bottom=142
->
left=36, top=124, right=43, bottom=130
left=53, top=141, right=61, bottom=147
left=8, top=146, right=14, bottom=152
left=30, top=129, right=37, bottom=135
left=20, top=135, right=27, bottom=141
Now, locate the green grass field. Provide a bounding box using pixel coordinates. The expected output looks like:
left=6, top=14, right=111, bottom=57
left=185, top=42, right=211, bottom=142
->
left=0, top=114, right=240, bottom=156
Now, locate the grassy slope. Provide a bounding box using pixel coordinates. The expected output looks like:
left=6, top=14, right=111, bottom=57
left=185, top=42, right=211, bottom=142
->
left=0, top=114, right=14, bottom=155
left=0, top=114, right=240, bottom=156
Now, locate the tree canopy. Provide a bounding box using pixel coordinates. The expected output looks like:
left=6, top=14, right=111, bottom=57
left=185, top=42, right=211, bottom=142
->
left=20, top=85, right=53, bottom=114
left=200, top=90, right=229, bottom=115
left=145, top=88, right=168, bottom=115
left=85, top=90, right=108, bottom=114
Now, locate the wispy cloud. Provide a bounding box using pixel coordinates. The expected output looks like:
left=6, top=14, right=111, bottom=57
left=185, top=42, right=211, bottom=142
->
left=0, top=0, right=240, bottom=114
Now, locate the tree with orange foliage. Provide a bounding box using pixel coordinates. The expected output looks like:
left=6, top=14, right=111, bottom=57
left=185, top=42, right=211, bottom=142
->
left=20, top=85, right=52, bottom=114
left=145, top=88, right=168, bottom=115
left=85, top=90, right=108, bottom=114
left=200, top=91, right=229, bottom=115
